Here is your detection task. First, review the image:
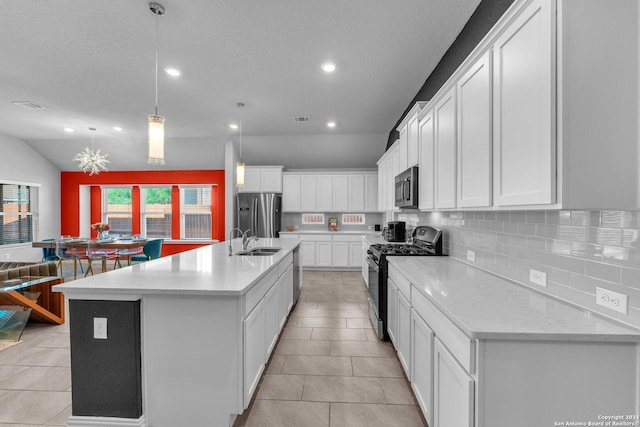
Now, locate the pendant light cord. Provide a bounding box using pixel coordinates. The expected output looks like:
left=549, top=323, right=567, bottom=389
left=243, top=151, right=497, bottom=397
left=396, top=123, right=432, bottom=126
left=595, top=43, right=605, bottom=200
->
left=154, top=14, right=159, bottom=115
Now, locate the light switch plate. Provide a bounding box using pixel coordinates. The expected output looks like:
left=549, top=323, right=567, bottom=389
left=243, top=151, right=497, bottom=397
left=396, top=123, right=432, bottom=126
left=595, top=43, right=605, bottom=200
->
left=596, top=287, right=628, bottom=314
left=529, top=269, right=547, bottom=287
left=93, top=317, right=108, bottom=340
left=466, top=250, right=475, bottom=262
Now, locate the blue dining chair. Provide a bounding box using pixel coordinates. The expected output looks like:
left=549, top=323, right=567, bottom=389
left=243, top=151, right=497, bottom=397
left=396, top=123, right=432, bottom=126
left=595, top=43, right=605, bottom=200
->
left=131, top=239, right=163, bottom=263
left=41, top=238, right=60, bottom=268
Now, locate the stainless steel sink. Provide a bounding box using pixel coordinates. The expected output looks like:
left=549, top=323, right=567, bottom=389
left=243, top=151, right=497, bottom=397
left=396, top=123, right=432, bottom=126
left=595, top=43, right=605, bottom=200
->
left=235, top=247, right=282, bottom=256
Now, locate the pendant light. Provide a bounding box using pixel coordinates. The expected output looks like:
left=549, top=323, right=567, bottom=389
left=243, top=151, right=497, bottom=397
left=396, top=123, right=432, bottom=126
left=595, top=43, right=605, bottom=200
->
left=148, top=2, right=166, bottom=165
left=236, top=102, right=245, bottom=187
left=73, top=127, right=110, bottom=175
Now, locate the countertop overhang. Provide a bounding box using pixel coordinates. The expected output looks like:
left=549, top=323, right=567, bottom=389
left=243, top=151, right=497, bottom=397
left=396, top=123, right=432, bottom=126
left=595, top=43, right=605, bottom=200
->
left=389, top=256, right=640, bottom=342
left=54, top=237, right=301, bottom=300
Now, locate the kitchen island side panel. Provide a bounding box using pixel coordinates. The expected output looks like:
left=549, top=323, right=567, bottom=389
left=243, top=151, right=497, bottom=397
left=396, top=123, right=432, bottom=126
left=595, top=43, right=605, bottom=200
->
left=69, top=300, right=142, bottom=418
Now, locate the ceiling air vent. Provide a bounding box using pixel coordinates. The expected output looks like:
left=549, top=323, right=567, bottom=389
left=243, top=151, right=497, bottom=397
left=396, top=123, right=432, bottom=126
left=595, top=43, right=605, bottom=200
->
left=293, top=116, right=311, bottom=122
left=11, top=101, right=45, bottom=110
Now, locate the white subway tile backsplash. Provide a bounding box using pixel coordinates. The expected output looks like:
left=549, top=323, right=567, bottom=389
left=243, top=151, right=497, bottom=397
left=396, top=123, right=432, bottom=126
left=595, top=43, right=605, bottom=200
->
left=394, top=209, right=640, bottom=328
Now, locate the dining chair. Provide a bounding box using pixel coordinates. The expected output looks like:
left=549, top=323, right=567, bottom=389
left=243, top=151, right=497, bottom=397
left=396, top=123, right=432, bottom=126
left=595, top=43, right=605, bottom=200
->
left=131, top=239, right=163, bottom=263
left=55, top=239, right=85, bottom=280
left=41, top=238, right=61, bottom=272
left=84, top=239, right=117, bottom=277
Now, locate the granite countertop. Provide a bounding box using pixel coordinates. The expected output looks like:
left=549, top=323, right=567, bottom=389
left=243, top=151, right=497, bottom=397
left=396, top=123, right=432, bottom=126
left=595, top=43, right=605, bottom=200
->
left=280, top=230, right=381, bottom=236
left=388, top=257, right=640, bottom=342
left=54, top=238, right=301, bottom=299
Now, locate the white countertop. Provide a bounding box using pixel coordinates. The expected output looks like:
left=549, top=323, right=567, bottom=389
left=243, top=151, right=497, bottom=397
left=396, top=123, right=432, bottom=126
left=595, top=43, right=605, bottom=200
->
left=54, top=238, right=301, bottom=299
left=280, top=230, right=381, bottom=235
left=388, top=256, right=640, bottom=342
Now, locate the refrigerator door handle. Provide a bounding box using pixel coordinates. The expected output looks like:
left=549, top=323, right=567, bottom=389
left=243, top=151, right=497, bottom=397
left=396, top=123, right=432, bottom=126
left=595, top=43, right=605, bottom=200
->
left=252, top=198, right=259, bottom=236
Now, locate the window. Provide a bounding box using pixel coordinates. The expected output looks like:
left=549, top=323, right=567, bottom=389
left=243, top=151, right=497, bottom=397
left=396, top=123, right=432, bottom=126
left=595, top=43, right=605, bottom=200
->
left=180, top=187, right=211, bottom=239
left=102, top=188, right=132, bottom=236
left=141, top=187, right=172, bottom=238
left=0, top=183, right=37, bottom=245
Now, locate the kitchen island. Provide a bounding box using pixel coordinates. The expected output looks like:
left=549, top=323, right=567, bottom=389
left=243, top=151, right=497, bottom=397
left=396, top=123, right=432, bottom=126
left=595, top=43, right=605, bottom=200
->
left=54, top=237, right=301, bottom=427
left=386, top=256, right=640, bottom=427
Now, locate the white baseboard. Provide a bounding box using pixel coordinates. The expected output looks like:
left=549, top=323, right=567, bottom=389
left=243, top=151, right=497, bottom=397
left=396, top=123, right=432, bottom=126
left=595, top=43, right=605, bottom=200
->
left=67, top=415, right=146, bottom=427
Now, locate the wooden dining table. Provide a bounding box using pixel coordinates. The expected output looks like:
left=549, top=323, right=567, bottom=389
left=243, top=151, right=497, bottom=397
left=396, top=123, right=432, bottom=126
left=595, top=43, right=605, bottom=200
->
left=32, top=239, right=148, bottom=278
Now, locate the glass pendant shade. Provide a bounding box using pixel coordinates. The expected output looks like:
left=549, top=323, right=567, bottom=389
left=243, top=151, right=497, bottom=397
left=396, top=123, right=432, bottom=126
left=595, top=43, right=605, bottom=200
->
left=236, top=161, right=245, bottom=187
left=148, top=114, right=165, bottom=165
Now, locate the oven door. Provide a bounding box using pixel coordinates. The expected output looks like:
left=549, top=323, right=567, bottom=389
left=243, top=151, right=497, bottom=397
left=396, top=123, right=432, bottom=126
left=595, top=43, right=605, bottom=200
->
left=366, top=255, right=383, bottom=339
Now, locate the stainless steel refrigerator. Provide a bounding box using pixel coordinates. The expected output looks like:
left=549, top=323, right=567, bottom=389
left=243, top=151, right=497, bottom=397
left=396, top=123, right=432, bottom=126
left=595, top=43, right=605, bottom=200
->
left=236, top=193, right=282, bottom=237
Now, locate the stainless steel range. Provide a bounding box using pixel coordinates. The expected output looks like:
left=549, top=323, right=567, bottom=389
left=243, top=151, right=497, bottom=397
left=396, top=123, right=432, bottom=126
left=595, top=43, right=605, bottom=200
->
left=366, top=225, right=443, bottom=340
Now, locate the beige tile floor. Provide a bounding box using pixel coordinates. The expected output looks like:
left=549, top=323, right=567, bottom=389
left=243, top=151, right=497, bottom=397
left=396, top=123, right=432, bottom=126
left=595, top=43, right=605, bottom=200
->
left=0, top=268, right=427, bottom=427
left=234, top=271, right=427, bottom=427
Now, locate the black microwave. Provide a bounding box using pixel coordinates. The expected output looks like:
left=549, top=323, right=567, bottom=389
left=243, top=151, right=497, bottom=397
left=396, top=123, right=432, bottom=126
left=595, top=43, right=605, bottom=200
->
left=395, top=166, right=418, bottom=209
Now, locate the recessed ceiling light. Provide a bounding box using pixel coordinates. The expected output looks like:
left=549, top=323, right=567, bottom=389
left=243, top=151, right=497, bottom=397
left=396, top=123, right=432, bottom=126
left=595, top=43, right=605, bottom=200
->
left=229, top=123, right=239, bottom=130
left=327, top=121, right=336, bottom=128
left=321, top=62, right=336, bottom=73
left=113, top=126, right=123, bottom=132
left=64, top=127, right=75, bottom=133
left=164, top=67, right=181, bottom=77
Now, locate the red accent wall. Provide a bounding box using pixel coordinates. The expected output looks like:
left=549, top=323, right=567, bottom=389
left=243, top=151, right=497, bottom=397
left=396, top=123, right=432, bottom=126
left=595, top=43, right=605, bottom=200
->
left=60, top=170, right=225, bottom=244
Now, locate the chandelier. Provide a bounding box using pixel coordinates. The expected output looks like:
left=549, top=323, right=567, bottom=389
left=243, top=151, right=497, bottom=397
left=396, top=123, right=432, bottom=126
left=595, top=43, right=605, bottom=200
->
left=73, top=128, right=109, bottom=175
left=148, top=2, right=166, bottom=165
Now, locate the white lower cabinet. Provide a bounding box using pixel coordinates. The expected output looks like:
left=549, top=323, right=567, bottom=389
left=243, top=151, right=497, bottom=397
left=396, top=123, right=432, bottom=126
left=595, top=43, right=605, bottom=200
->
left=396, top=291, right=412, bottom=376
left=243, top=299, right=265, bottom=408
left=283, top=233, right=366, bottom=268
left=411, top=310, right=434, bottom=427
left=434, top=338, right=474, bottom=427
left=315, top=241, right=332, bottom=266
left=242, top=255, right=294, bottom=409
left=264, top=282, right=279, bottom=356
left=386, top=279, right=398, bottom=346
left=300, top=241, right=315, bottom=267
left=332, top=241, right=349, bottom=267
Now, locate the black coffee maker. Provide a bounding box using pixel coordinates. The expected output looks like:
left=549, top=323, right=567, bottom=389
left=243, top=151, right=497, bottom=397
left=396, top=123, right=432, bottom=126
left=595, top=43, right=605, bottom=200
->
left=383, top=221, right=406, bottom=242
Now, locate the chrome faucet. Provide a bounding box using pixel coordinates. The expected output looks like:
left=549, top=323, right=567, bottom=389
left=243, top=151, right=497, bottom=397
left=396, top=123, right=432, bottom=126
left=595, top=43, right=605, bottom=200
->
left=242, top=229, right=259, bottom=250
left=228, top=228, right=243, bottom=255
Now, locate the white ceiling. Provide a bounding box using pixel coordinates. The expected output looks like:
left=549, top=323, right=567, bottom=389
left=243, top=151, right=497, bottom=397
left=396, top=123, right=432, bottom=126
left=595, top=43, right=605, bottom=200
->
left=0, top=0, right=481, bottom=171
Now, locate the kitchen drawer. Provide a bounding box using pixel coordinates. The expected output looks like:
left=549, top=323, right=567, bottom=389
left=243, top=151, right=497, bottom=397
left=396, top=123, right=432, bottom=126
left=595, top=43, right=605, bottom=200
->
left=244, top=267, right=279, bottom=317
left=332, top=234, right=362, bottom=243
left=279, top=253, right=293, bottom=276
left=412, top=287, right=475, bottom=374
left=389, top=264, right=411, bottom=301
left=301, top=234, right=332, bottom=242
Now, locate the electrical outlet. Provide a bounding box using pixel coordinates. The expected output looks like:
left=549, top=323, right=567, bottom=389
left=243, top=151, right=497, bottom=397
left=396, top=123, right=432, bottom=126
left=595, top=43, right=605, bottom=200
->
left=466, top=250, right=475, bottom=262
left=93, top=317, right=108, bottom=340
left=596, top=287, right=628, bottom=314
left=4, top=253, right=10, bottom=260
left=529, top=269, right=547, bottom=287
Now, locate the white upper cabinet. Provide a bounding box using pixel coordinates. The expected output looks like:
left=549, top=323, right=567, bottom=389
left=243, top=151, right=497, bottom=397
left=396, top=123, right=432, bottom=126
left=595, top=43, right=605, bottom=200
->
left=418, top=109, right=435, bottom=210
left=282, top=172, right=378, bottom=212
left=282, top=175, right=301, bottom=211
left=365, top=173, right=378, bottom=212
left=348, top=175, right=365, bottom=212
left=434, top=87, right=457, bottom=209
left=239, top=166, right=284, bottom=193
left=398, top=126, right=408, bottom=173
left=316, top=175, right=333, bottom=211
left=300, top=175, right=317, bottom=211
left=240, top=167, right=262, bottom=193
left=492, top=0, right=554, bottom=206
left=332, top=175, right=349, bottom=212
left=457, top=51, right=492, bottom=208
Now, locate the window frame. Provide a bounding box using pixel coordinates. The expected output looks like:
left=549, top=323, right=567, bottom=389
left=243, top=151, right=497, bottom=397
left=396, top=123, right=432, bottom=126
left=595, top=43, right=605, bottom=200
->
left=101, top=186, right=133, bottom=236
left=140, top=186, right=173, bottom=239
left=0, top=181, right=39, bottom=246
left=179, top=186, right=212, bottom=240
